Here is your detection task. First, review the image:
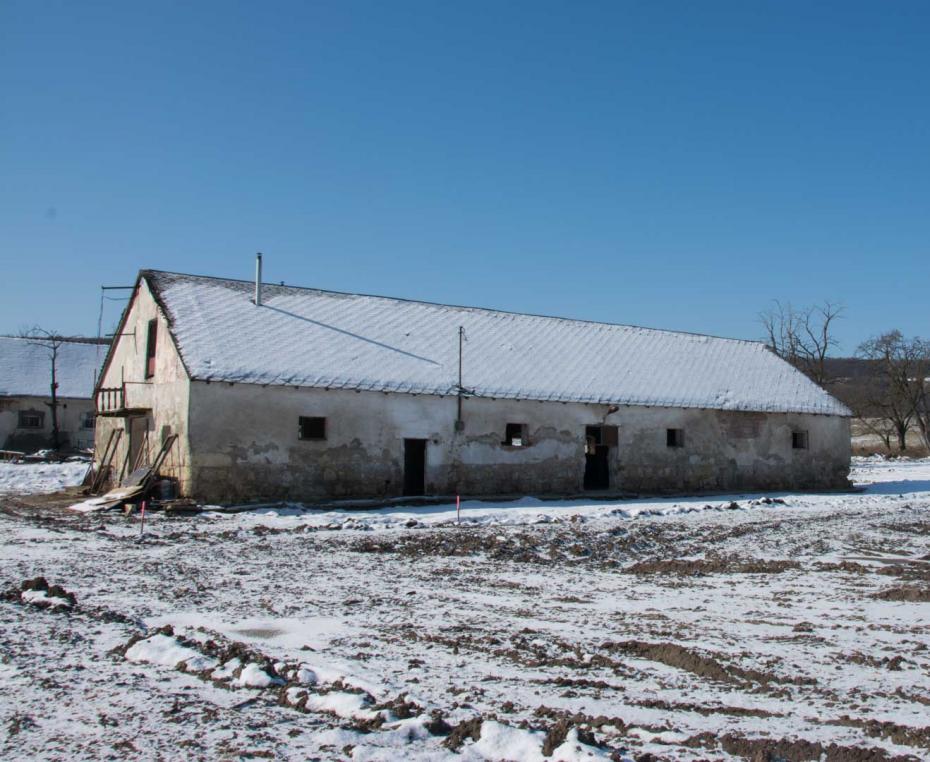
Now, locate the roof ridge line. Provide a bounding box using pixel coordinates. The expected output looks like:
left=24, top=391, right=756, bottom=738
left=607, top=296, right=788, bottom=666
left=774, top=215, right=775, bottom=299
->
left=142, top=269, right=767, bottom=347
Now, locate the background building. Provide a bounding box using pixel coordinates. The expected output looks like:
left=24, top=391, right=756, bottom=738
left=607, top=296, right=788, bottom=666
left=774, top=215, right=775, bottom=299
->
left=0, top=336, right=106, bottom=453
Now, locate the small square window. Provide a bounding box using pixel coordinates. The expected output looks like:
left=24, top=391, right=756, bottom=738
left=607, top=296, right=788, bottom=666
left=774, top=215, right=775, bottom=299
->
left=298, top=416, right=326, bottom=440
left=792, top=431, right=809, bottom=450
left=81, top=412, right=96, bottom=430
left=18, top=411, right=44, bottom=429
left=504, top=423, right=527, bottom=446
left=667, top=428, right=684, bottom=448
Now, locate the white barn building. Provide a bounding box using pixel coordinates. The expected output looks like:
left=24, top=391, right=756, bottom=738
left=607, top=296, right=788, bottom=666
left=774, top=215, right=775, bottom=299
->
left=94, top=269, right=851, bottom=503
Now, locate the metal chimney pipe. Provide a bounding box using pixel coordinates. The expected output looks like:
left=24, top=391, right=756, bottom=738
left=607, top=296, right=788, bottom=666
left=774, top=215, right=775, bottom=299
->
left=255, top=253, right=263, bottom=306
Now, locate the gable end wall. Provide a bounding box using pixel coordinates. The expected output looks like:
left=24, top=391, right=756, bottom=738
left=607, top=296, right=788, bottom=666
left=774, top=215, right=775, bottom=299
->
left=94, top=279, right=192, bottom=490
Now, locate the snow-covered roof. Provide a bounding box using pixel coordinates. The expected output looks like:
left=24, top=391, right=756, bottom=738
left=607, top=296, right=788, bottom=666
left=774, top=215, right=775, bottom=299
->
left=145, top=270, right=851, bottom=417
left=0, top=336, right=105, bottom=399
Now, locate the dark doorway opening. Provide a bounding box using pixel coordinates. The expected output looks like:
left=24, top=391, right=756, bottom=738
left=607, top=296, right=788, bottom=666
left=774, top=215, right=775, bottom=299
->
left=128, top=414, right=153, bottom=472
left=403, top=438, right=427, bottom=496
left=584, top=425, right=611, bottom=490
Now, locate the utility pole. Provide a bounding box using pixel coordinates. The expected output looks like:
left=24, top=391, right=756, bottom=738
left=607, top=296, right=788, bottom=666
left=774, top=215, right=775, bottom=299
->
left=456, top=326, right=465, bottom=429
left=49, top=342, right=59, bottom=449
left=21, top=328, right=64, bottom=450
left=454, top=326, right=466, bottom=519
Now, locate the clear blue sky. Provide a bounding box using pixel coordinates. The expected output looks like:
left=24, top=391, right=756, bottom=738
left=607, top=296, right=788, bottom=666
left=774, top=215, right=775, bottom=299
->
left=1, top=1, right=927, bottom=353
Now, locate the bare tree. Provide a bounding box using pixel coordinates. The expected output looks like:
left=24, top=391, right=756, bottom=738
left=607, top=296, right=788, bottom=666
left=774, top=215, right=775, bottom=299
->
left=911, top=340, right=930, bottom=451
left=842, top=378, right=896, bottom=450
left=856, top=330, right=929, bottom=452
left=19, top=326, right=67, bottom=451
left=759, top=300, right=844, bottom=386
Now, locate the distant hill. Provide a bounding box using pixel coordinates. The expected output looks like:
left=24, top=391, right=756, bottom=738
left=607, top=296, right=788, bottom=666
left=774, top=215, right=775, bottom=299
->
left=815, top=357, right=876, bottom=415
left=823, top=357, right=878, bottom=380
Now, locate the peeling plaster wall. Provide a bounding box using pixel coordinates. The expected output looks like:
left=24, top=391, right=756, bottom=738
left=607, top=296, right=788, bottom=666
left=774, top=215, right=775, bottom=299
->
left=616, top=407, right=850, bottom=493
left=93, top=279, right=192, bottom=490
left=0, top=396, right=96, bottom=451
left=188, top=385, right=593, bottom=502
left=186, top=383, right=850, bottom=503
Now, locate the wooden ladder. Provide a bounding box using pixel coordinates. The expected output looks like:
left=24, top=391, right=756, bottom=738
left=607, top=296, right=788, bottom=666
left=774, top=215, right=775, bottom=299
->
left=90, top=429, right=122, bottom=494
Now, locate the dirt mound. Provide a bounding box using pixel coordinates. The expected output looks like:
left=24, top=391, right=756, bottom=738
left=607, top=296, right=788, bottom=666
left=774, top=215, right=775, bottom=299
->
left=372, top=694, right=422, bottom=720
left=627, top=556, right=799, bottom=576
left=605, top=640, right=739, bottom=684
left=685, top=731, right=917, bottom=761
left=443, top=717, right=483, bottom=750
left=631, top=696, right=780, bottom=718
left=834, top=716, right=930, bottom=750
left=878, top=563, right=930, bottom=582
left=422, top=711, right=452, bottom=737
left=815, top=561, right=873, bottom=574
left=114, top=625, right=285, bottom=687
left=534, top=705, right=633, bottom=736
left=846, top=652, right=907, bottom=671
left=350, top=522, right=684, bottom=567
left=541, top=718, right=599, bottom=756
left=602, top=640, right=812, bottom=688
left=872, top=586, right=930, bottom=602
left=416, top=628, right=633, bottom=674
left=5, top=576, right=78, bottom=608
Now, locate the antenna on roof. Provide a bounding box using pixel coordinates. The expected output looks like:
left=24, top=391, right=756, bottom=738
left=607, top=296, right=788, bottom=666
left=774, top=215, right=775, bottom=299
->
left=254, top=253, right=263, bottom=307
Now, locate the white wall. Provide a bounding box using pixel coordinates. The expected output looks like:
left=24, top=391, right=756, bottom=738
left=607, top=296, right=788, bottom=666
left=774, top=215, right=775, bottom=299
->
left=186, top=382, right=851, bottom=503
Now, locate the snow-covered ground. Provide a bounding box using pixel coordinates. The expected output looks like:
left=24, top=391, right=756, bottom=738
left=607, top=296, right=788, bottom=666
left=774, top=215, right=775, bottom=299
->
left=1, top=457, right=929, bottom=760
left=0, top=461, right=88, bottom=496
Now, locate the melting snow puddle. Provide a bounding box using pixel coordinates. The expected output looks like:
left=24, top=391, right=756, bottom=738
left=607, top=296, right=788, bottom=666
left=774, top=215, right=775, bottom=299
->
left=233, top=627, right=286, bottom=639
left=144, top=613, right=359, bottom=672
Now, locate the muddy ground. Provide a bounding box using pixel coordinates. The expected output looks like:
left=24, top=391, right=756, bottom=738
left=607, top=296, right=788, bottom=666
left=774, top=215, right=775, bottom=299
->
left=1, top=459, right=929, bottom=760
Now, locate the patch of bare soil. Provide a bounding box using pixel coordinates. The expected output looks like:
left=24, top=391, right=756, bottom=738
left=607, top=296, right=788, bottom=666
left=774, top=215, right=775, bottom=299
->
left=684, top=731, right=920, bottom=761
left=534, top=706, right=633, bottom=735
left=877, top=563, right=930, bottom=582
left=894, top=688, right=930, bottom=706
left=602, top=640, right=814, bottom=689
left=629, top=697, right=781, bottom=718
left=412, top=627, right=638, bottom=675
left=0, top=488, right=84, bottom=512
left=831, top=717, right=930, bottom=751
left=814, top=561, right=874, bottom=574
left=846, top=652, right=907, bottom=671
left=626, top=555, right=799, bottom=576
left=350, top=521, right=712, bottom=568
left=882, top=520, right=930, bottom=535
left=534, top=676, right=617, bottom=692
left=872, top=586, right=930, bottom=602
